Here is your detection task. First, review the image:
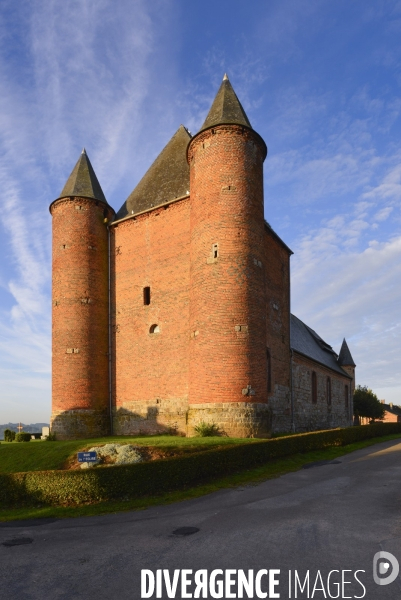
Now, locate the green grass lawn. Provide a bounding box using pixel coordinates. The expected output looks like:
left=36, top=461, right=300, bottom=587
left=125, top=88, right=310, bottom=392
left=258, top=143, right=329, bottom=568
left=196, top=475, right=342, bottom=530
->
left=1, top=433, right=400, bottom=523
left=0, top=435, right=261, bottom=474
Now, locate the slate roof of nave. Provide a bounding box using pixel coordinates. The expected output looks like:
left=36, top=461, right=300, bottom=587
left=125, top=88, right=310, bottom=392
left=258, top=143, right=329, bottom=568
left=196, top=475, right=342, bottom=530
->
left=115, top=125, right=191, bottom=220
left=290, top=314, right=352, bottom=377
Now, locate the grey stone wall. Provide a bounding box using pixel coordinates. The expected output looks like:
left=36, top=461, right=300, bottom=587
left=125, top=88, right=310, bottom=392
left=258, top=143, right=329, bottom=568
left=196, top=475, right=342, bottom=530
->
left=113, top=399, right=273, bottom=438
left=113, top=399, right=188, bottom=436
left=187, top=402, right=272, bottom=438
left=292, top=353, right=351, bottom=432
left=268, top=384, right=292, bottom=433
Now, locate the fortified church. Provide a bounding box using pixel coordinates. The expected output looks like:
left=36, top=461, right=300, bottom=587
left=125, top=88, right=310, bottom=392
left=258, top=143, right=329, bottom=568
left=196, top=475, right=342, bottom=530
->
left=50, top=75, right=356, bottom=439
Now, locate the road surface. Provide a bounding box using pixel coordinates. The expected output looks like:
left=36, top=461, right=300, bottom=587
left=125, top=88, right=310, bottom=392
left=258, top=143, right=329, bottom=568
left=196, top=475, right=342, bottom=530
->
left=1, top=439, right=401, bottom=599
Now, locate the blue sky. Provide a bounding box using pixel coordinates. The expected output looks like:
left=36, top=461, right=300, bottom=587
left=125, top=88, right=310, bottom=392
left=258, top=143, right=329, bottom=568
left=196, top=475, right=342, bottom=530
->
left=0, top=0, right=400, bottom=422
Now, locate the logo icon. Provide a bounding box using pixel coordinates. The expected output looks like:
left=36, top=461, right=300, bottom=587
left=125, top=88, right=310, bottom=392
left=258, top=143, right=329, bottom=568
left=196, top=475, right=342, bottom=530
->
left=373, top=551, right=399, bottom=586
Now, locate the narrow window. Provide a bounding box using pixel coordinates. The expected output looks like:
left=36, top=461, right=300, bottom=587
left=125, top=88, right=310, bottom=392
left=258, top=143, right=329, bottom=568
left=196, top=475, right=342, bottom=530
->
left=312, top=372, right=317, bottom=404
left=213, top=243, right=218, bottom=259
left=266, top=348, right=272, bottom=393
left=143, top=287, right=150, bottom=305
left=149, top=324, right=159, bottom=334
left=327, top=377, right=331, bottom=407
left=345, top=385, right=349, bottom=408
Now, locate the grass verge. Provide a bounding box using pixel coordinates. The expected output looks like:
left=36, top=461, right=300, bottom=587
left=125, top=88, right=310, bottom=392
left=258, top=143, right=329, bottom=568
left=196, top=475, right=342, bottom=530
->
left=0, top=435, right=260, bottom=474
left=0, top=432, right=399, bottom=523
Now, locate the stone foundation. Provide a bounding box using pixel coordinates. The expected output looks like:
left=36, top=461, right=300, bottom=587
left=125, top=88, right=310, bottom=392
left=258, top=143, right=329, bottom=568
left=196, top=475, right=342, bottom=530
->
left=112, top=399, right=273, bottom=438
left=187, top=402, right=272, bottom=438
left=50, top=409, right=110, bottom=440
left=113, top=399, right=189, bottom=436
left=267, top=384, right=292, bottom=433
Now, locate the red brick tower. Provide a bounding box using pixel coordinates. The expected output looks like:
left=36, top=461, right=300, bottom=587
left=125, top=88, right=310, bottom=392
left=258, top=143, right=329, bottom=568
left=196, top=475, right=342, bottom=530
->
left=50, top=150, right=115, bottom=439
left=187, top=75, right=271, bottom=437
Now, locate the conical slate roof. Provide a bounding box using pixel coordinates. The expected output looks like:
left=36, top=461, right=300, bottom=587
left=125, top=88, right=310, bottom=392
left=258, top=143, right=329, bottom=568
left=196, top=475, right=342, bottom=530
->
left=115, top=125, right=191, bottom=220
left=338, top=339, right=356, bottom=367
left=200, top=74, right=252, bottom=132
left=58, top=149, right=107, bottom=204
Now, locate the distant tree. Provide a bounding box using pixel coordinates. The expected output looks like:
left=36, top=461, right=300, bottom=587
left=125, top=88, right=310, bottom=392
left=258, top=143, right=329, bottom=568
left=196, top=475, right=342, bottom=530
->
left=353, top=385, right=385, bottom=422
left=3, top=429, right=16, bottom=442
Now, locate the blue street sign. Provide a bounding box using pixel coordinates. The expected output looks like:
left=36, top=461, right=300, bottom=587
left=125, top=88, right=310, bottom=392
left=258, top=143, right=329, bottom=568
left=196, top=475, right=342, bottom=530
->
left=77, top=451, right=98, bottom=462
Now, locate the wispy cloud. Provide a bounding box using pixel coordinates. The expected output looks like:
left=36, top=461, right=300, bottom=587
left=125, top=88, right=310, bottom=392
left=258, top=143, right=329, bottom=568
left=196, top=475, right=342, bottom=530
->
left=0, top=0, right=400, bottom=421
left=362, top=162, right=401, bottom=202
left=266, top=67, right=401, bottom=399
left=0, top=0, right=176, bottom=421
left=291, top=203, right=401, bottom=395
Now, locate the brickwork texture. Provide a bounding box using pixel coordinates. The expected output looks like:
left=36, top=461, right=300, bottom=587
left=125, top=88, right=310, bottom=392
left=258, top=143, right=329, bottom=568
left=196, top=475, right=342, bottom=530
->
left=51, top=197, right=114, bottom=439
left=50, top=78, right=355, bottom=439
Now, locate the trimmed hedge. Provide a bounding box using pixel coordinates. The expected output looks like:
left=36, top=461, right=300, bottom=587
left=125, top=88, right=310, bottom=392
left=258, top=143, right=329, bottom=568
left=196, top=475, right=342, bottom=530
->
left=15, top=432, right=31, bottom=443
left=1, top=423, right=400, bottom=508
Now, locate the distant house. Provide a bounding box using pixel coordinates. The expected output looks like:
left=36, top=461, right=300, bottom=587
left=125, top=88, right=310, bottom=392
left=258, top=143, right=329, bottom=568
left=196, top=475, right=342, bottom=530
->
left=360, top=402, right=401, bottom=425
left=380, top=403, right=401, bottom=423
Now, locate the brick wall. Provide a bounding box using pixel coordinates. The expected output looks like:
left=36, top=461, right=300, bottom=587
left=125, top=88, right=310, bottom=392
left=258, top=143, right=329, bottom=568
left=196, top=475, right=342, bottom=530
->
left=264, top=228, right=292, bottom=431
left=50, top=196, right=113, bottom=438
left=110, top=198, right=191, bottom=434
left=360, top=411, right=400, bottom=425
left=188, top=125, right=268, bottom=410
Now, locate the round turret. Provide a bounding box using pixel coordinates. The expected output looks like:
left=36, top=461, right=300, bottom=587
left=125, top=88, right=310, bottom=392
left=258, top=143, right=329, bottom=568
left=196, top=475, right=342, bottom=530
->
left=50, top=150, right=115, bottom=439
left=187, top=76, right=270, bottom=437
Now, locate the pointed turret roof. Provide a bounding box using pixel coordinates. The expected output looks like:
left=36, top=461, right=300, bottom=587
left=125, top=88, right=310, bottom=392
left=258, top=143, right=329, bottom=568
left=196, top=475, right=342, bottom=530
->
left=338, top=339, right=356, bottom=367
left=200, top=74, right=252, bottom=132
left=58, top=149, right=107, bottom=204
left=115, top=125, right=191, bottom=220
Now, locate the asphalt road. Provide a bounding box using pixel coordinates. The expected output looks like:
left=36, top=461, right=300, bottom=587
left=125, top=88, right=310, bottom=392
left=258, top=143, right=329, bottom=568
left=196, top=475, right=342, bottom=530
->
left=1, top=439, right=401, bottom=600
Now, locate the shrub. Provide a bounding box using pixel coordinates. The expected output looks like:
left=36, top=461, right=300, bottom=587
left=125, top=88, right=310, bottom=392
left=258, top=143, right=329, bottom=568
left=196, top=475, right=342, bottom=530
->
left=194, top=422, right=221, bottom=437
left=3, top=429, right=16, bottom=442
left=45, top=432, right=57, bottom=441
left=15, top=432, right=31, bottom=443
left=1, top=423, right=400, bottom=508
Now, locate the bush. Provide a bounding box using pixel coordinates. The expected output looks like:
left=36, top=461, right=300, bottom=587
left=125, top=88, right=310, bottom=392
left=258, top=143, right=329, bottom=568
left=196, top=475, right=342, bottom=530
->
left=45, top=432, right=57, bottom=441
left=15, top=432, right=31, bottom=443
left=3, top=429, right=16, bottom=442
left=1, top=423, right=400, bottom=508
left=194, top=422, right=221, bottom=437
